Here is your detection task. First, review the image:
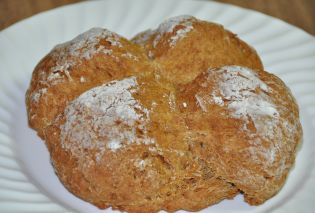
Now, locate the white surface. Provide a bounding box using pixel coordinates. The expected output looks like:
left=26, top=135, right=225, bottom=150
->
left=0, top=0, right=315, bottom=212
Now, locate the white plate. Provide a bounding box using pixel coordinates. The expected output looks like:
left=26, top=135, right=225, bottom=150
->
left=0, top=0, right=315, bottom=212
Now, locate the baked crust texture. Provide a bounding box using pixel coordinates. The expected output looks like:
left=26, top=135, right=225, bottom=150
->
left=26, top=15, right=302, bottom=213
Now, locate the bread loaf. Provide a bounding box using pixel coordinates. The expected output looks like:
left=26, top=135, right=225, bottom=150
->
left=26, top=15, right=302, bottom=213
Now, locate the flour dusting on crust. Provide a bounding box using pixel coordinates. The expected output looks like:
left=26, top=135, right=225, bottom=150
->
left=194, top=66, right=300, bottom=172
left=205, top=66, right=279, bottom=140
left=169, top=25, right=194, bottom=47
left=29, top=28, right=125, bottom=106
left=47, top=28, right=122, bottom=83
left=133, top=15, right=195, bottom=51
left=150, top=15, right=195, bottom=48
left=153, top=15, right=195, bottom=48
left=31, top=88, right=47, bottom=103
left=60, top=76, right=154, bottom=163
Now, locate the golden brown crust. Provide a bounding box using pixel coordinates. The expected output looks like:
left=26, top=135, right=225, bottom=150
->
left=177, top=66, right=302, bottom=205
left=26, top=16, right=302, bottom=212
left=132, top=16, right=263, bottom=85
left=26, top=28, right=153, bottom=137
left=44, top=73, right=238, bottom=212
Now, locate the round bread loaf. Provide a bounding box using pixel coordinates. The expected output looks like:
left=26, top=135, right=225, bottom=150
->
left=26, top=16, right=302, bottom=213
